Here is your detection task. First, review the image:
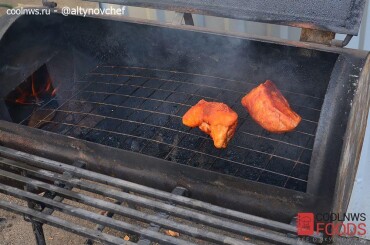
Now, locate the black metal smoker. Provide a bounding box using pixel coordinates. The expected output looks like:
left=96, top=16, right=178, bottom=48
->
left=0, top=0, right=369, bottom=244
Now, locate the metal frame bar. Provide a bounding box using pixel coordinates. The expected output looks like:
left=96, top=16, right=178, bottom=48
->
left=85, top=199, right=125, bottom=245
left=0, top=145, right=321, bottom=244
left=0, top=199, right=128, bottom=245
left=0, top=145, right=298, bottom=233
left=137, top=186, right=188, bottom=245
left=0, top=146, right=320, bottom=245
left=172, top=12, right=194, bottom=26
left=0, top=183, right=197, bottom=245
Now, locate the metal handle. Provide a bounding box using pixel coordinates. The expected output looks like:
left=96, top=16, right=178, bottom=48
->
left=171, top=12, right=194, bottom=26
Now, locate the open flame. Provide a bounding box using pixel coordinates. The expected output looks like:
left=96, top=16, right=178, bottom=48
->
left=15, top=75, right=56, bottom=105
left=10, top=70, right=57, bottom=106
left=4, top=65, right=59, bottom=125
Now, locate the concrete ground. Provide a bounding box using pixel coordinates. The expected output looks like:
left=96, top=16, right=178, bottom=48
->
left=0, top=192, right=98, bottom=245
left=0, top=186, right=144, bottom=245
left=1, top=196, right=82, bottom=245
left=0, top=187, right=131, bottom=245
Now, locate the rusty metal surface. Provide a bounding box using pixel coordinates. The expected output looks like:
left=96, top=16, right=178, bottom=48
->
left=85, top=0, right=366, bottom=35
left=306, top=53, right=367, bottom=204
left=300, top=29, right=336, bottom=45
left=332, top=54, right=370, bottom=220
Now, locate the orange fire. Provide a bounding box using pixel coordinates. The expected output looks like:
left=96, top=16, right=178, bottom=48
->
left=13, top=74, right=57, bottom=105
left=51, top=88, right=58, bottom=97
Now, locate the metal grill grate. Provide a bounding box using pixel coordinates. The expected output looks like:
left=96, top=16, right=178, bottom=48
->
left=18, top=66, right=321, bottom=192
left=0, top=145, right=322, bottom=245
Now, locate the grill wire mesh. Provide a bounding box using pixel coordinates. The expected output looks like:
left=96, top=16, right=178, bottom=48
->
left=19, top=66, right=321, bottom=192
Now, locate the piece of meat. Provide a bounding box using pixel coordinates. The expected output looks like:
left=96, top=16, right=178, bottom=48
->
left=241, top=80, right=301, bottom=133
left=183, top=100, right=238, bottom=148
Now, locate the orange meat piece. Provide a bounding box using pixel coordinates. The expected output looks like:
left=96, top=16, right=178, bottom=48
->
left=241, top=80, right=301, bottom=133
left=182, top=100, right=238, bottom=148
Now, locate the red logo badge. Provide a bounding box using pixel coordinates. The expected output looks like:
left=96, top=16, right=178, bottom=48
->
left=297, top=213, right=314, bottom=235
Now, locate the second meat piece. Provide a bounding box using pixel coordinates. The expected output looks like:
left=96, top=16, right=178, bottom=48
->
left=241, top=80, right=301, bottom=133
left=183, top=99, right=238, bottom=149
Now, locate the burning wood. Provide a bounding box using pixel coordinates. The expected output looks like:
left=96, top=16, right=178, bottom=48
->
left=12, top=73, right=56, bottom=106
left=4, top=65, right=58, bottom=126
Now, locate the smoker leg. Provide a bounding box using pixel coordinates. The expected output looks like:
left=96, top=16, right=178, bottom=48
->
left=22, top=161, right=86, bottom=245
left=21, top=170, right=47, bottom=245
left=30, top=222, right=47, bottom=245
left=24, top=199, right=47, bottom=245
